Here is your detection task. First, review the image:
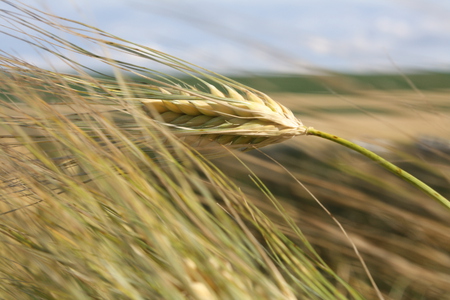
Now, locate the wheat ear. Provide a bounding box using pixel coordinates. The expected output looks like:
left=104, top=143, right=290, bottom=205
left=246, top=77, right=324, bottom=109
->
left=141, top=85, right=307, bottom=152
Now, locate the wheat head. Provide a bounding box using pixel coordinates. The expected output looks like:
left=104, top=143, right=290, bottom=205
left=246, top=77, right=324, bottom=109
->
left=141, top=84, right=306, bottom=153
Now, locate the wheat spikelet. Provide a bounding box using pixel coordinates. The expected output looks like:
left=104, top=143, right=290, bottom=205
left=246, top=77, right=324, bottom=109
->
left=141, top=85, right=307, bottom=153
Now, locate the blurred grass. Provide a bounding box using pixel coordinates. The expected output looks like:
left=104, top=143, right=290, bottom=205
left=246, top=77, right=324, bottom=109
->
left=216, top=140, right=450, bottom=299
left=2, top=70, right=366, bottom=300
left=2, top=66, right=449, bottom=299
left=204, top=79, right=450, bottom=299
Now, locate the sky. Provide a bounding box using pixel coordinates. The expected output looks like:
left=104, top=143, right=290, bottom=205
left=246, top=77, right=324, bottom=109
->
left=1, top=0, right=450, bottom=74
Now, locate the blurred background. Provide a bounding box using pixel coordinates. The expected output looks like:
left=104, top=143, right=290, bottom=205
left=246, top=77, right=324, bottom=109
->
left=2, top=0, right=450, bottom=74
left=2, top=1, right=450, bottom=299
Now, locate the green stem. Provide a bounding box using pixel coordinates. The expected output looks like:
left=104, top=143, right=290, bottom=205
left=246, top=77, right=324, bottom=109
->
left=306, top=127, right=450, bottom=210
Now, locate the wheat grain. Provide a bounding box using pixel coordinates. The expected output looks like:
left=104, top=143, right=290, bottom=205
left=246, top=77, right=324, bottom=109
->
left=141, top=85, right=307, bottom=152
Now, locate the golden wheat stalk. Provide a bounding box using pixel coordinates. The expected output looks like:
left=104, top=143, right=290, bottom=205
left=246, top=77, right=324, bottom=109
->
left=141, top=85, right=306, bottom=150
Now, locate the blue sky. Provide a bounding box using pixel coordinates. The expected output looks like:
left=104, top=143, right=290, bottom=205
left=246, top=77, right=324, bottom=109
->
left=1, top=0, right=450, bottom=74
